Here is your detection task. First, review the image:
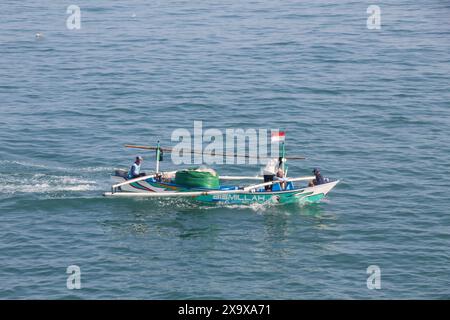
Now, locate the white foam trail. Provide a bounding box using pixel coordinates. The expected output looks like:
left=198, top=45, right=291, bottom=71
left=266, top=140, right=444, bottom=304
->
left=0, top=174, right=99, bottom=194
left=0, top=160, right=114, bottom=173
left=198, top=200, right=276, bottom=213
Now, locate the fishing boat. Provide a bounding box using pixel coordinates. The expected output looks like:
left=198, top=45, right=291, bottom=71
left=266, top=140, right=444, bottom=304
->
left=103, top=140, right=339, bottom=205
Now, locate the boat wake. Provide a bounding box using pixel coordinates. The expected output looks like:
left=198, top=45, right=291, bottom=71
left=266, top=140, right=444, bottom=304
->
left=0, top=173, right=99, bottom=194
left=116, top=195, right=277, bottom=212
left=0, top=160, right=111, bottom=196
left=0, top=160, right=114, bottom=174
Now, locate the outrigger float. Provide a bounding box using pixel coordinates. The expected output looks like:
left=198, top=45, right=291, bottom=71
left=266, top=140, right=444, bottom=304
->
left=103, top=140, right=339, bottom=205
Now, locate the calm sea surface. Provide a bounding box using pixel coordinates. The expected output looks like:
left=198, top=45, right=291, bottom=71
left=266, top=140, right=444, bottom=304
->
left=1, top=0, right=449, bottom=299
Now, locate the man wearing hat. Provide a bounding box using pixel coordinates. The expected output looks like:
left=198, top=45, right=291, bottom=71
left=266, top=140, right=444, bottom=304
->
left=127, top=156, right=145, bottom=179
left=312, top=168, right=325, bottom=185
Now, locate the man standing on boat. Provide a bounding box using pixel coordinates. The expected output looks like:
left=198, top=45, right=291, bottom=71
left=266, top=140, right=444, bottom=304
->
left=128, top=156, right=145, bottom=179
left=263, top=158, right=282, bottom=191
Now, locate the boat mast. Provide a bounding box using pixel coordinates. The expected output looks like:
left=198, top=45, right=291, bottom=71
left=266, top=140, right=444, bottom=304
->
left=156, top=140, right=161, bottom=173
left=280, top=140, right=287, bottom=176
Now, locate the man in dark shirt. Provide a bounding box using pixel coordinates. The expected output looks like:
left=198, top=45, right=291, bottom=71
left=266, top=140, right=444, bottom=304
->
left=313, top=168, right=325, bottom=185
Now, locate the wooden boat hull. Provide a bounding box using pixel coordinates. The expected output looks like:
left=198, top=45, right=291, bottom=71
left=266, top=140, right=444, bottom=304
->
left=194, top=181, right=338, bottom=204
left=107, top=174, right=339, bottom=205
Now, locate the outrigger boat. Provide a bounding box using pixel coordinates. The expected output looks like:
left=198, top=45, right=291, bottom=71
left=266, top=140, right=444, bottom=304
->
left=103, top=141, right=339, bottom=205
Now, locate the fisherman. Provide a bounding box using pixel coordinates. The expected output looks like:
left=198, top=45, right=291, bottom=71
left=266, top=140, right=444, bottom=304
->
left=262, top=158, right=279, bottom=191
left=275, top=168, right=287, bottom=190
left=128, top=156, right=146, bottom=179
left=312, top=168, right=325, bottom=185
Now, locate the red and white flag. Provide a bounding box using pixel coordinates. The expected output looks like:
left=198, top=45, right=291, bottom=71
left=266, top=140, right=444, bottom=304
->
left=271, top=131, right=285, bottom=142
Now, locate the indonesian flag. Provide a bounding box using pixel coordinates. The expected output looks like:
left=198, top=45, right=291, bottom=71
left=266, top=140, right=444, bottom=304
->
left=271, top=131, right=285, bottom=142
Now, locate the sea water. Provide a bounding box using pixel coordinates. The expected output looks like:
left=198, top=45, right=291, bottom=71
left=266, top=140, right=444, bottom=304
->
left=0, top=0, right=449, bottom=299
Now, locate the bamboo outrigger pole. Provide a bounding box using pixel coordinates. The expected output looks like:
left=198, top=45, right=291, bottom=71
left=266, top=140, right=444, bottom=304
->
left=124, top=144, right=306, bottom=160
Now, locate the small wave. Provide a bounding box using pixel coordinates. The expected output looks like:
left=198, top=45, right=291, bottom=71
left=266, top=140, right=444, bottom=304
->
left=110, top=195, right=327, bottom=213
left=69, top=166, right=116, bottom=173
left=173, top=199, right=285, bottom=213
left=0, top=174, right=99, bottom=194
left=0, top=160, right=114, bottom=174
